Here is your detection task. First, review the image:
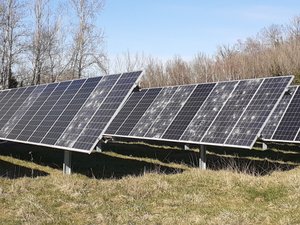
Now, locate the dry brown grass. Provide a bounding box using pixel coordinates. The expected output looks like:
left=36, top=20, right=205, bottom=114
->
left=0, top=153, right=300, bottom=224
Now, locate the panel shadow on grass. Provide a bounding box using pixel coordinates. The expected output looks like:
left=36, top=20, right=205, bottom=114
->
left=0, top=142, right=183, bottom=179
left=0, top=159, right=49, bottom=179
left=103, top=141, right=299, bottom=176
left=72, top=153, right=184, bottom=179
left=0, top=141, right=298, bottom=178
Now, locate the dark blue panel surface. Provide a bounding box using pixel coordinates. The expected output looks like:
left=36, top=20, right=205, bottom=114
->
left=0, top=86, right=37, bottom=129
left=225, top=77, right=292, bottom=147
left=181, top=81, right=238, bottom=142
left=261, top=86, right=297, bottom=140
left=272, top=86, right=300, bottom=141
left=72, top=71, right=141, bottom=150
left=105, top=90, right=147, bottom=135
left=41, top=77, right=101, bottom=145
left=5, top=84, right=57, bottom=139
left=162, top=83, right=216, bottom=140
left=115, top=88, right=161, bottom=136
left=201, top=79, right=262, bottom=144
left=55, top=75, right=120, bottom=148
left=25, top=80, right=85, bottom=143
left=145, top=85, right=195, bottom=139
left=129, top=87, right=178, bottom=137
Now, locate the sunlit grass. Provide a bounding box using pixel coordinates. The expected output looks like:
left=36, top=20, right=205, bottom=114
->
left=0, top=142, right=300, bottom=224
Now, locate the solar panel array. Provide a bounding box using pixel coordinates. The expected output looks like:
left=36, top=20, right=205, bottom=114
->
left=0, top=71, right=142, bottom=153
left=262, top=86, right=300, bottom=143
left=105, top=76, right=293, bottom=149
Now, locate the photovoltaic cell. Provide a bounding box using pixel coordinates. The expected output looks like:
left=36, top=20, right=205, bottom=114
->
left=0, top=86, right=36, bottom=129
left=41, top=77, right=101, bottom=145
left=0, top=90, right=10, bottom=103
left=8, top=82, right=71, bottom=140
left=56, top=75, right=119, bottom=148
left=24, top=79, right=85, bottom=143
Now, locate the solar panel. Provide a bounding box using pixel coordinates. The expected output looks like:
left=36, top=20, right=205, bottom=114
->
left=105, top=76, right=293, bottom=149
left=261, top=86, right=297, bottom=140
left=0, top=71, right=142, bottom=153
left=262, top=86, right=300, bottom=143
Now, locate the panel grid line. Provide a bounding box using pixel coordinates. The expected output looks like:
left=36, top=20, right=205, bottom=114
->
left=294, top=127, right=300, bottom=141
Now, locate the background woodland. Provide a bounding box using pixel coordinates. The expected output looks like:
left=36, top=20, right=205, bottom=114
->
left=1, top=0, right=300, bottom=89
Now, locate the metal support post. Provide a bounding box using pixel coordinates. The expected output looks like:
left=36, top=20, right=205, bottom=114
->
left=199, top=145, right=207, bottom=170
left=95, top=145, right=102, bottom=152
left=63, top=150, right=72, bottom=175
left=262, top=142, right=268, bottom=150
left=184, top=144, right=190, bottom=150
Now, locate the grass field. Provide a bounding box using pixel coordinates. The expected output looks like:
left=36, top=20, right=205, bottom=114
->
left=0, top=141, right=300, bottom=224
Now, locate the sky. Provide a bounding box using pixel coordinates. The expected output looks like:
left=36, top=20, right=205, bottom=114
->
left=101, top=0, right=300, bottom=61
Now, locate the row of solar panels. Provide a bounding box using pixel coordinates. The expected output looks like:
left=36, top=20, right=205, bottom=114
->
left=0, top=71, right=297, bottom=153
left=105, top=76, right=293, bottom=149
left=0, top=72, right=142, bottom=153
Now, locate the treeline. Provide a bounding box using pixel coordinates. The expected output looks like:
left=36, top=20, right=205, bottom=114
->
left=0, top=0, right=106, bottom=89
left=1, top=1, right=300, bottom=89
left=113, top=16, right=300, bottom=87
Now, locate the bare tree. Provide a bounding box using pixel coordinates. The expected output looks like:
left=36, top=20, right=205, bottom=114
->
left=28, top=0, right=70, bottom=84
left=0, top=0, right=25, bottom=89
left=111, top=51, right=146, bottom=73
left=287, top=15, right=300, bottom=41
left=69, top=0, right=107, bottom=78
